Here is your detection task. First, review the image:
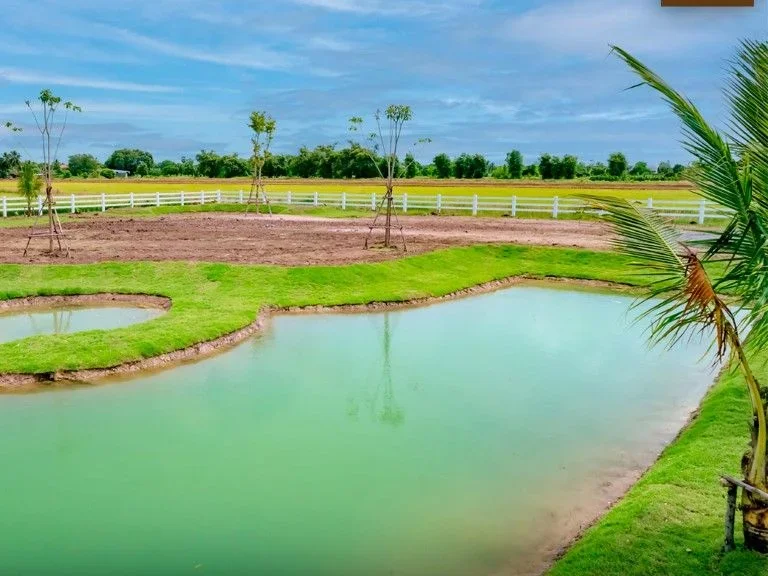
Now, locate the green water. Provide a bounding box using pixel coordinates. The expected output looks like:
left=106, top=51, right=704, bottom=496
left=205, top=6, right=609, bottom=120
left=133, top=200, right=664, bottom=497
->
left=0, top=287, right=715, bottom=576
left=0, top=306, right=161, bottom=343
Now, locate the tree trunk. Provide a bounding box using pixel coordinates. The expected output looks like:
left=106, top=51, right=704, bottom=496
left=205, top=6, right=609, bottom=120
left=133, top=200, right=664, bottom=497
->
left=46, top=185, right=53, bottom=252
left=743, top=491, right=768, bottom=552
left=384, top=184, right=393, bottom=248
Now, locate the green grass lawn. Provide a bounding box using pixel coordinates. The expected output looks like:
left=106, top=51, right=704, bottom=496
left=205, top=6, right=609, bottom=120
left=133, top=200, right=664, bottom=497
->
left=0, top=244, right=764, bottom=575
left=0, top=179, right=699, bottom=201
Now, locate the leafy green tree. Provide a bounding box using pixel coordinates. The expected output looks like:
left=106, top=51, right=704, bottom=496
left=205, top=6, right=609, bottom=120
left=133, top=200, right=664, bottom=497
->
left=656, top=161, right=673, bottom=177
left=607, top=152, right=628, bottom=177
left=505, top=150, right=523, bottom=179
left=433, top=153, right=452, bottom=178
left=0, top=150, right=21, bottom=178
left=17, top=161, right=42, bottom=216
left=105, top=148, right=153, bottom=175
left=157, top=160, right=180, bottom=176
left=629, top=161, right=651, bottom=177
left=403, top=152, right=420, bottom=178
left=490, top=165, right=508, bottom=179
left=67, top=154, right=101, bottom=177
left=195, top=150, right=221, bottom=178
left=539, top=153, right=554, bottom=179
left=589, top=162, right=607, bottom=177
left=100, top=168, right=115, bottom=179
left=561, top=155, right=578, bottom=179
left=522, top=163, right=539, bottom=178
left=587, top=42, right=768, bottom=551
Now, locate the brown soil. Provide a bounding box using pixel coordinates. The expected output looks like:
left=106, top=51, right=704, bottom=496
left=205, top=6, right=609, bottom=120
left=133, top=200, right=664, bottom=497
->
left=2, top=213, right=613, bottom=265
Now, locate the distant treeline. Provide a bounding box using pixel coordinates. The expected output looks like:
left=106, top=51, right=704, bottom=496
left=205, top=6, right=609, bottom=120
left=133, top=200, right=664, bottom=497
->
left=0, top=146, right=690, bottom=182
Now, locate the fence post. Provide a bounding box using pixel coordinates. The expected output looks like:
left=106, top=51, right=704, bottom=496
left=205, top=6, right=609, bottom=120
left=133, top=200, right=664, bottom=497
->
left=313, top=191, right=319, bottom=207
left=437, top=193, right=442, bottom=214
left=216, top=189, right=221, bottom=203
left=371, top=192, right=376, bottom=210
left=287, top=191, right=292, bottom=205
left=647, top=197, right=653, bottom=210
left=130, top=192, right=135, bottom=208
left=70, top=194, right=75, bottom=214
left=154, top=192, right=159, bottom=207
left=101, top=192, right=106, bottom=212
left=511, top=196, right=517, bottom=217
left=1, top=196, right=6, bottom=218
left=698, top=200, right=706, bottom=225
left=472, top=194, right=478, bottom=216
left=239, top=189, right=244, bottom=204
left=180, top=191, right=185, bottom=206
left=37, top=195, right=43, bottom=216
left=341, top=192, right=347, bottom=210
left=552, top=196, right=559, bottom=219
left=403, top=192, right=408, bottom=213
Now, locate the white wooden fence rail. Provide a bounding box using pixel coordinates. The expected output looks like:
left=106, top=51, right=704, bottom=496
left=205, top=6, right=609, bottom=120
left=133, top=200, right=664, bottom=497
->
left=0, top=191, right=733, bottom=224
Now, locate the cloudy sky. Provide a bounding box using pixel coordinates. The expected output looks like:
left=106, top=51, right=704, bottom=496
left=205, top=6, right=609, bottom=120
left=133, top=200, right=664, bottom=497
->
left=0, top=0, right=766, bottom=166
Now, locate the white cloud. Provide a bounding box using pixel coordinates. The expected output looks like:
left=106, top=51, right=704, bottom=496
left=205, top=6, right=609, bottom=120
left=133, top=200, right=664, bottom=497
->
left=440, top=97, right=521, bottom=119
left=502, top=0, right=759, bottom=57
left=0, top=68, right=181, bottom=93
left=106, top=27, right=301, bottom=71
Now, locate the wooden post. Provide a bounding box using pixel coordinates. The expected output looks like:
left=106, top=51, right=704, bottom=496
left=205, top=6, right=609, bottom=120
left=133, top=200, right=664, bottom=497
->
left=2, top=196, right=6, bottom=218
left=552, top=196, right=559, bottom=219
left=313, top=191, right=319, bottom=207
left=216, top=189, right=222, bottom=203
left=201, top=191, right=205, bottom=205
left=101, top=192, right=106, bottom=212
left=437, top=193, right=442, bottom=214
left=472, top=194, right=478, bottom=216
left=37, top=196, right=43, bottom=216
left=130, top=192, right=134, bottom=208
left=180, top=191, right=185, bottom=206
left=341, top=192, right=346, bottom=210
left=70, top=194, right=75, bottom=214
left=371, top=192, right=376, bottom=211
left=155, top=192, right=160, bottom=207
left=698, top=200, right=706, bottom=225
left=287, top=191, right=292, bottom=205
left=403, top=192, right=408, bottom=213
left=511, top=196, right=517, bottom=217
left=239, top=189, right=244, bottom=204
left=723, top=482, right=738, bottom=552
left=647, top=197, right=653, bottom=209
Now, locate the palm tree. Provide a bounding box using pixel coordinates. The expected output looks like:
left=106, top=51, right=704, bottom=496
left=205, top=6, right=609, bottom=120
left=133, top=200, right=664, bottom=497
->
left=17, top=161, right=42, bottom=217
left=586, top=42, right=768, bottom=552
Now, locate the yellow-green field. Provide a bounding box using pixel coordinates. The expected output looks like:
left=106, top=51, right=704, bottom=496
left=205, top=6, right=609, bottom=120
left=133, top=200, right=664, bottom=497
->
left=0, top=178, right=698, bottom=201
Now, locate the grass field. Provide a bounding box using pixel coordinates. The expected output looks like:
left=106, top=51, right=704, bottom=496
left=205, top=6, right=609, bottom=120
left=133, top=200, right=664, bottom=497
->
left=0, top=245, right=764, bottom=575
left=0, top=178, right=699, bottom=201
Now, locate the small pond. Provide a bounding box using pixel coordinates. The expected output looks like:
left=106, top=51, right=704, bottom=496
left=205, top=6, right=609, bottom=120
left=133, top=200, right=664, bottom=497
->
left=0, top=305, right=162, bottom=343
left=0, top=286, right=716, bottom=575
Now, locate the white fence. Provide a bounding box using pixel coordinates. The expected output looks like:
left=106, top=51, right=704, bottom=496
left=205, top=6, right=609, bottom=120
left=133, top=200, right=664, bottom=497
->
left=0, top=190, right=733, bottom=224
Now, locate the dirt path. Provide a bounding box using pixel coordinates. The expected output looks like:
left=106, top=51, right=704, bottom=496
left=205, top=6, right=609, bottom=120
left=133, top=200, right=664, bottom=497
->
left=1, top=213, right=613, bottom=265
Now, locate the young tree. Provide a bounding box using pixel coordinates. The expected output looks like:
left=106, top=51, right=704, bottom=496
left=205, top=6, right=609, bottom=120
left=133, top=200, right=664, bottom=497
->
left=246, top=111, right=276, bottom=214
left=17, top=161, right=42, bottom=216
left=506, top=150, right=523, bottom=179
left=8, top=89, right=81, bottom=254
left=349, top=105, right=428, bottom=249
left=587, top=42, right=768, bottom=551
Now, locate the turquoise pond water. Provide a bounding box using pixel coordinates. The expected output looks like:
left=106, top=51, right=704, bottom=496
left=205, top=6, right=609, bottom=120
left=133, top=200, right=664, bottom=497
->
left=0, top=286, right=716, bottom=576
left=0, top=305, right=161, bottom=343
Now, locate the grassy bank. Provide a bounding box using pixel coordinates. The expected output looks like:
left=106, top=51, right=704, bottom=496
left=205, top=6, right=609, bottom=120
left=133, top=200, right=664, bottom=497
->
left=0, top=245, right=639, bottom=374
left=0, top=178, right=698, bottom=200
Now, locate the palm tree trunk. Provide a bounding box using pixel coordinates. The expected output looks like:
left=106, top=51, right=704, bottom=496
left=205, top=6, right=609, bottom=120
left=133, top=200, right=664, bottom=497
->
left=728, top=327, right=768, bottom=552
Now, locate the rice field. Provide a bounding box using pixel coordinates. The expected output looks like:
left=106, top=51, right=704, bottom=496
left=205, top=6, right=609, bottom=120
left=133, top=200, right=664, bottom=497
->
left=0, top=178, right=698, bottom=201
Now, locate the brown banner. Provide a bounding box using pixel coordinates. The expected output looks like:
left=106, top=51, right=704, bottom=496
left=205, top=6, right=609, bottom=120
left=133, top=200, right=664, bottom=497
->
left=661, top=0, right=754, bottom=5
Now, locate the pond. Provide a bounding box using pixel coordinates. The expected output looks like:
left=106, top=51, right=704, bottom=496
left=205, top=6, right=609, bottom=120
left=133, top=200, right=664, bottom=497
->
left=0, top=285, right=716, bottom=576
left=0, top=305, right=162, bottom=343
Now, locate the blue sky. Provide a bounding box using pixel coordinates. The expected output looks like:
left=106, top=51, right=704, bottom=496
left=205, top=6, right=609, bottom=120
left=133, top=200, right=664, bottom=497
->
left=1, top=0, right=766, bottom=166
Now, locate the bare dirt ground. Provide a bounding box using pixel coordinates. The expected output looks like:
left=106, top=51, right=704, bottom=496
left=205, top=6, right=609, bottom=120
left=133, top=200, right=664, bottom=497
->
left=1, top=213, right=614, bottom=265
